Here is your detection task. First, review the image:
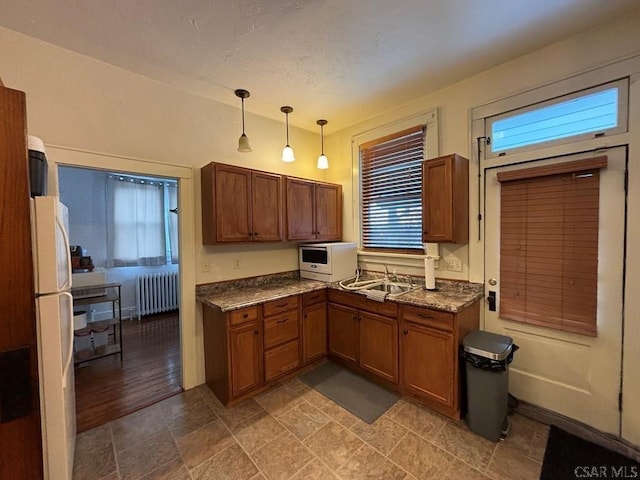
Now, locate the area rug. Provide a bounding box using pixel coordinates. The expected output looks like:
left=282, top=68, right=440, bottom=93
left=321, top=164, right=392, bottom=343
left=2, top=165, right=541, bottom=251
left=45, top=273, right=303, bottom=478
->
left=299, top=361, right=399, bottom=424
left=540, top=425, right=640, bottom=480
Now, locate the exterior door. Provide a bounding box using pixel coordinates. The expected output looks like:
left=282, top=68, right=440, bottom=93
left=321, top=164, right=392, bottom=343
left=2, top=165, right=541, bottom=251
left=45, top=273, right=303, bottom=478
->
left=484, top=147, right=626, bottom=434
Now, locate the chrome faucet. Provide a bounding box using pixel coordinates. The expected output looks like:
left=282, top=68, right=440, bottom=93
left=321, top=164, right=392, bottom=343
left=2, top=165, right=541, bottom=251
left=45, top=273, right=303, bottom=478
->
left=383, top=265, right=390, bottom=281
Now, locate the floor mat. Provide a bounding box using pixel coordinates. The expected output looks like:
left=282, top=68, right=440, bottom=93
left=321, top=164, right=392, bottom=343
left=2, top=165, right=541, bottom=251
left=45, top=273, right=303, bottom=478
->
left=540, top=425, right=640, bottom=480
left=299, top=361, right=399, bottom=424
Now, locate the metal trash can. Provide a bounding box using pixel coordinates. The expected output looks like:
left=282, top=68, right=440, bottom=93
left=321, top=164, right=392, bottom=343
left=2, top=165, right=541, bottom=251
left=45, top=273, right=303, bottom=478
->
left=462, top=330, right=518, bottom=442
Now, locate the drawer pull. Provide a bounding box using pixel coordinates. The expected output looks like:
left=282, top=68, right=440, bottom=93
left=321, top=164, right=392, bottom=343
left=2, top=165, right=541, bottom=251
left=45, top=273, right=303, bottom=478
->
left=275, top=302, right=288, bottom=308
left=243, top=313, right=249, bottom=319
left=276, top=318, right=288, bottom=324
left=416, top=313, right=433, bottom=319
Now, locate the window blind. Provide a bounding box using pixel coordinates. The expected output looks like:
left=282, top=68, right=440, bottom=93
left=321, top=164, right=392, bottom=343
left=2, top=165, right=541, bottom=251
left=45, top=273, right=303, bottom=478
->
left=498, top=157, right=607, bottom=337
left=360, top=125, right=425, bottom=251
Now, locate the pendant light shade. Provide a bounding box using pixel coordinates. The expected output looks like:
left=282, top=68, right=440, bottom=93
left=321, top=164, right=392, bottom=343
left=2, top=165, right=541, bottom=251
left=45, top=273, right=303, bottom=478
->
left=235, top=89, right=252, bottom=153
left=280, top=106, right=295, bottom=162
left=316, top=119, right=329, bottom=169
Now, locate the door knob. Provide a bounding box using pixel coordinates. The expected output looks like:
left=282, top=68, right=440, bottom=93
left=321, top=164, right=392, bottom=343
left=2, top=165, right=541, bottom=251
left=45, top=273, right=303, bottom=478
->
left=488, top=278, right=497, bottom=286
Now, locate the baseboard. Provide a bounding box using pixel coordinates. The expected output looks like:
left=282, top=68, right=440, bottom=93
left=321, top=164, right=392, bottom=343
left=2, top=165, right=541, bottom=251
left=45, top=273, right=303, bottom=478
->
left=513, top=399, right=640, bottom=463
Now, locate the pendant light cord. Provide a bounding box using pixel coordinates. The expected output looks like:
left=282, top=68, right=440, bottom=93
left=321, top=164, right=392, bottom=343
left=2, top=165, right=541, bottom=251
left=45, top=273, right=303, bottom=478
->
left=241, top=97, right=246, bottom=135
left=286, top=112, right=290, bottom=145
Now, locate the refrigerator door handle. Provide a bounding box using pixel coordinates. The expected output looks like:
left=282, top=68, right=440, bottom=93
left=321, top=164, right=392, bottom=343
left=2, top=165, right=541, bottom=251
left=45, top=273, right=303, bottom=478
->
left=60, top=292, right=75, bottom=389
left=56, top=214, right=72, bottom=291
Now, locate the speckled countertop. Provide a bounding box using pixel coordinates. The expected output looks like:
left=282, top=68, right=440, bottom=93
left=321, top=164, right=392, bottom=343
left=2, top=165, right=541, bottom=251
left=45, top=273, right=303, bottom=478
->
left=197, top=271, right=484, bottom=313
left=197, top=271, right=327, bottom=312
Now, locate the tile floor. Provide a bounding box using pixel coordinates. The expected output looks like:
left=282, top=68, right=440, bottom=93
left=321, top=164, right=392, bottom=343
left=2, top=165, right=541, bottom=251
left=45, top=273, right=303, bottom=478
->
left=73, top=375, right=549, bottom=480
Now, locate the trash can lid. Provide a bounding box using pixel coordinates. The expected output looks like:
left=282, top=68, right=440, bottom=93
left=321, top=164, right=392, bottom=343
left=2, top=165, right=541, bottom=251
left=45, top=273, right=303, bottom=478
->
left=463, top=330, right=514, bottom=361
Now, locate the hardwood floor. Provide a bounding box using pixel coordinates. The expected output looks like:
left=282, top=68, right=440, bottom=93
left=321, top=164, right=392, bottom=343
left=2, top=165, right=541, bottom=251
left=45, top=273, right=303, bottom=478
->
left=74, top=312, right=182, bottom=433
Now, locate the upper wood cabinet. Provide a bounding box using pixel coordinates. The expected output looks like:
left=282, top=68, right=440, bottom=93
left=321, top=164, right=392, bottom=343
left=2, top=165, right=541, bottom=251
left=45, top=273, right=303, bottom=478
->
left=422, top=154, right=469, bottom=243
left=201, top=163, right=283, bottom=244
left=285, top=177, right=342, bottom=242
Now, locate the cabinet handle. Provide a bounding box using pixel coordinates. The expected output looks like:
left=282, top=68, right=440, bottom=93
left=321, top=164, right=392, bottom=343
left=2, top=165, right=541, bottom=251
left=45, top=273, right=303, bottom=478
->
left=304, top=314, right=308, bottom=319
left=243, top=313, right=249, bottom=319
left=352, top=316, right=358, bottom=322
left=254, top=232, right=259, bottom=236
left=403, top=330, right=408, bottom=335
left=275, top=302, right=288, bottom=308
left=276, top=318, right=288, bottom=324
left=416, top=313, right=433, bottom=319
left=254, top=330, right=259, bottom=335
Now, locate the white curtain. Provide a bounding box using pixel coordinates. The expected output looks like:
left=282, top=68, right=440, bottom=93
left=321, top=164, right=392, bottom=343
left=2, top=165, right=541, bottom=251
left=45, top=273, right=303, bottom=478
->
left=167, top=182, right=179, bottom=264
left=107, top=175, right=166, bottom=266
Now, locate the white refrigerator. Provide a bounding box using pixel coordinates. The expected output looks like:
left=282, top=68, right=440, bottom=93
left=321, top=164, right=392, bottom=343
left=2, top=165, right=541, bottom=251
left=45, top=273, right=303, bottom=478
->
left=31, top=196, right=76, bottom=480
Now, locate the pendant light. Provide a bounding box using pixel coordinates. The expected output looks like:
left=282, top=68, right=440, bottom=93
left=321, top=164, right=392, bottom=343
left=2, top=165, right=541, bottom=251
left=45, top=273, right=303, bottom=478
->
left=235, top=89, right=252, bottom=152
left=316, top=119, right=329, bottom=169
left=280, top=106, right=295, bottom=162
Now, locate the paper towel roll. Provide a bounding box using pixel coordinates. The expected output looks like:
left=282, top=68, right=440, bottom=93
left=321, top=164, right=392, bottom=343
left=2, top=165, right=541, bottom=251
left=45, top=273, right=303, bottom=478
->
left=424, top=257, right=436, bottom=290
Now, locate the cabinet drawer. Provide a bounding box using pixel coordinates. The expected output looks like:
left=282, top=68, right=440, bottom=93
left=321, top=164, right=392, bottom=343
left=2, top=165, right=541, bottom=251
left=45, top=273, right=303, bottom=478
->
left=328, top=289, right=398, bottom=318
left=263, top=311, right=299, bottom=349
left=401, top=305, right=453, bottom=332
left=302, top=289, right=326, bottom=307
left=264, top=339, right=299, bottom=381
left=229, top=306, right=259, bottom=326
left=263, top=295, right=300, bottom=317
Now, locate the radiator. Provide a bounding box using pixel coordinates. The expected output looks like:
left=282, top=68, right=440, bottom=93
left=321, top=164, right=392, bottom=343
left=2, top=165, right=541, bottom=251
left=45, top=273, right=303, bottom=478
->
left=136, top=272, right=179, bottom=318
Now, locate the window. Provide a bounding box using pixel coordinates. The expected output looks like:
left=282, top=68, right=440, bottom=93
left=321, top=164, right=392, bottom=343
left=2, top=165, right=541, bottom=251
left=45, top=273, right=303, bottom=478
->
left=107, top=174, right=179, bottom=267
left=498, top=157, right=607, bottom=336
left=360, top=125, right=425, bottom=251
left=487, top=79, right=628, bottom=157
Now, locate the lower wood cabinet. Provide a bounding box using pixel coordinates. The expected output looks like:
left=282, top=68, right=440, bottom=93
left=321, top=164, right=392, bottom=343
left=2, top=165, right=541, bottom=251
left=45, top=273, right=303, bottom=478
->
left=328, top=290, right=399, bottom=384
left=230, top=319, right=263, bottom=397
left=202, top=286, right=479, bottom=418
left=360, top=311, right=399, bottom=384
left=203, top=304, right=263, bottom=405
left=401, top=320, right=454, bottom=407
left=262, top=296, right=300, bottom=382
left=302, top=290, right=327, bottom=364
left=400, top=302, right=480, bottom=419
left=327, top=303, right=359, bottom=364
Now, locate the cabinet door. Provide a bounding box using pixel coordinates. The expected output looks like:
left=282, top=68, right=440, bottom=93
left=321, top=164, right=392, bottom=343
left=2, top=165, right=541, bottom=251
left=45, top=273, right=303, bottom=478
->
left=327, top=303, right=359, bottom=364
left=302, top=302, right=327, bottom=364
left=422, top=154, right=468, bottom=243
left=401, top=321, right=454, bottom=407
left=285, top=178, right=316, bottom=241
left=359, top=311, right=398, bottom=384
left=315, top=182, right=342, bottom=241
left=252, top=171, right=283, bottom=242
left=215, top=164, right=252, bottom=242
left=230, top=321, right=262, bottom=397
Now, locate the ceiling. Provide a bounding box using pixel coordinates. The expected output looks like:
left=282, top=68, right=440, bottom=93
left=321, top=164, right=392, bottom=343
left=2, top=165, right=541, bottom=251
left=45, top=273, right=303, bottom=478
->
left=1, top=0, right=639, bottom=132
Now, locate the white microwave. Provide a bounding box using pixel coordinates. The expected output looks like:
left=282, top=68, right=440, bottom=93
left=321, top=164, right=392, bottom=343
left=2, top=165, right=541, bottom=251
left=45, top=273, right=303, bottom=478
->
left=299, top=242, right=357, bottom=282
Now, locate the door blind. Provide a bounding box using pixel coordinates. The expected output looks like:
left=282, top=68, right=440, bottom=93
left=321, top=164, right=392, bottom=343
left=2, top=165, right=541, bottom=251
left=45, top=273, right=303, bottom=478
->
left=360, top=125, right=425, bottom=251
left=497, top=157, right=607, bottom=336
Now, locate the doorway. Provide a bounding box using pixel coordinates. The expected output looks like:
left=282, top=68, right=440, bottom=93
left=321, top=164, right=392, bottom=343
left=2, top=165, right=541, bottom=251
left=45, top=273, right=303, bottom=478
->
left=483, top=147, right=627, bottom=435
left=59, top=165, right=182, bottom=432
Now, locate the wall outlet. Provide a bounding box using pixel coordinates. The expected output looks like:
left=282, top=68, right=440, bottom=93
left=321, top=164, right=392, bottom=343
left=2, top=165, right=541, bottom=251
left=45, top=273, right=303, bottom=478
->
left=443, top=256, right=463, bottom=272
left=233, top=258, right=241, bottom=269
left=202, top=262, right=211, bottom=272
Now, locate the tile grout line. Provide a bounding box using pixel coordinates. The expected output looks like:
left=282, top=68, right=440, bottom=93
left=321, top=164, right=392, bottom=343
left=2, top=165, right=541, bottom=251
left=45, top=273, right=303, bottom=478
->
left=194, top=386, right=269, bottom=479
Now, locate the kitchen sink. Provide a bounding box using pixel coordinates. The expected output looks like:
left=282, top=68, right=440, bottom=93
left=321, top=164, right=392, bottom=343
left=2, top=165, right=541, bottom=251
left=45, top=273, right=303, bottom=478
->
left=365, top=282, right=416, bottom=295
left=339, top=276, right=420, bottom=298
